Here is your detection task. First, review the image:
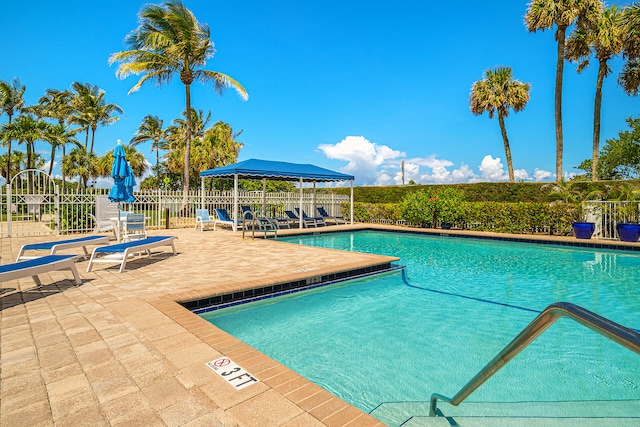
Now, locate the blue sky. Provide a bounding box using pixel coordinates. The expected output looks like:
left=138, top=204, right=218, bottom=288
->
left=1, top=0, right=638, bottom=186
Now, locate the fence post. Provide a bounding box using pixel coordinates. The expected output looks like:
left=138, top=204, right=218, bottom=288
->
left=6, top=184, right=12, bottom=238
left=54, top=183, right=60, bottom=236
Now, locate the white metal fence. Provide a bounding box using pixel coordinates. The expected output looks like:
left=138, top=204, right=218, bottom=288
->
left=1, top=181, right=350, bottom=238
left=583, top=201, right=640, bottom=240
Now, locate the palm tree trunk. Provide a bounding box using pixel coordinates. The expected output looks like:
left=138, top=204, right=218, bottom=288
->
left=181, top=84, right=192, bottom=215
left=6, top=140, right=12, bottom=183
left=555, top=26, right=567, bottom=182
left=592, top=59, right=607, bottom=182
left=90, top=127, right=96, bottom=154
left=498, top=114, right=515, bottom=183
left=5, top=114, right=13, bottom=183
left=48, top=145, right=56, bottom=176
left=62, top=145, right=66, bottom=187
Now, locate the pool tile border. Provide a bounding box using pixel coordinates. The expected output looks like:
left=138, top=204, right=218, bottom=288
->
left=184, top=263, right=403, bottom=313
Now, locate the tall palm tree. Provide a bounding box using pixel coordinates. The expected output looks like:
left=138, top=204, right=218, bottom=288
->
left=619, top=3, right=640, bottom=96
left=566, top=5, right=624, bottom=181
left=470, top=67, right=531, bottom=182
left=37, top=89, right=75, bottom=184
left=0, top=78, right=26, bottom=182
left=525, top=0, right=604, bottom=181
left=130, top=115, right=168, bottom=187
left=109, top=0, right=248, bottom=208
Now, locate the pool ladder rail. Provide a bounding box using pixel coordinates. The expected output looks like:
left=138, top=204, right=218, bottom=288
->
left=242, top=209, right=278, bottom=240
left=429, top=301, right=640, bottom=417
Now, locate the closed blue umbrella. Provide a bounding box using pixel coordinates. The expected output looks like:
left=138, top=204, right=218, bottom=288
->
left=108, top=142, right=136, bottom=204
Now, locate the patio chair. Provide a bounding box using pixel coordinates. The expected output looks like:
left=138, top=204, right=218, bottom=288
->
left=86, top=236, right=177, bottom=273
left=121, top=213, right=146, bottom=242
left=194, top=209, right=216, bottom=231
left=214, top=208, right=243, bottom=232
left=295, top=208, right=326, bottom=227
left=284, top=210, right=318, bottom=227
left=92, top=196, right=120, bottom=239
left=0, top=254, right=82, bottom=286
left=317, top=206, right=346, bottom=225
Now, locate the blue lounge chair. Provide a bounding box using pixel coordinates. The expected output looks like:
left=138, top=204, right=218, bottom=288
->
left=16, top=235, right=110, bottom=261
left=295, top=208, right=326, bottom=227
left=86, top=236, right=177, bottom=273
left=214, top=208, right=243, bottom=232
left=316, top=206, right=346, bottom=225
left=195, top=209, right=217, bottom=231
left=0, top=255, right=82, bottom=286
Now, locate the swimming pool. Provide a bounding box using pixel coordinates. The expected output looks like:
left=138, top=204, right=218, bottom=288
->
left=200, top=231, right=640, bottom=424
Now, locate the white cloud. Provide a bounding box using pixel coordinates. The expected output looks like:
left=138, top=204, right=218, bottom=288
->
left=533, top=168, right=553, bottom=181
left=478, top=155, right=508, bottom=181
left=318, top=136, right=556, bottom=185
left=318, top=136, right=404, bottom=185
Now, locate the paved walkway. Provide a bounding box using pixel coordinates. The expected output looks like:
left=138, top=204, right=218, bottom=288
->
left=1, top=224, right=638, bottom=426
left=1, top=225, right=396, bottom=427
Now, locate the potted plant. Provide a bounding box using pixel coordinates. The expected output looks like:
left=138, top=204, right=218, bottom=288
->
left=614, top=182, right=640, bottom=242
left=543, top=179, right=600, bottom=239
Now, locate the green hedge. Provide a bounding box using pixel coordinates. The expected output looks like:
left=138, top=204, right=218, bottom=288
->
left=347, top=201, right=575, bottom=235
left=323, top=180, right=634, bottom=203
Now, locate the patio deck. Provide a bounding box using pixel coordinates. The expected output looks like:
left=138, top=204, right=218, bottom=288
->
left=1, top=224, right=638, bottom=426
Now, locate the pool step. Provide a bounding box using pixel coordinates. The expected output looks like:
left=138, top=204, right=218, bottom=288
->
left=370, top=400, right=640, bottom=426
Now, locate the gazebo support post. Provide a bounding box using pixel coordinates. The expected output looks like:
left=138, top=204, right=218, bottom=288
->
left=200, top=177, right=205, bottom=209
left=233, top=174, right=239, bottom=233
left=299, top=177, right=304, bottom=229
left=350, top=180, right=354, bottom=225
left=262, top=178, right=267, bottom=216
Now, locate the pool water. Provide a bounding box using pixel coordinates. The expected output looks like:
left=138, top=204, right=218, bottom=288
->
left=200, top=231, right=640, bottom=421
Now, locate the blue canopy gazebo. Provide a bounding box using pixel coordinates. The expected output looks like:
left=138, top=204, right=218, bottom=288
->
left=199, top=159, right=355, bottom=230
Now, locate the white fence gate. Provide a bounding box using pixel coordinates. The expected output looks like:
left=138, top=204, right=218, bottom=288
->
left=3, top=169, right=59, bottom=237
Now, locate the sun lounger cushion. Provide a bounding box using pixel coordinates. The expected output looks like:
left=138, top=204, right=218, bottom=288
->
left=16, top=235, right=110, bottom=261
left=86, top=236, right=177, bottom=273
left=0, top=254, right=82, bottom=286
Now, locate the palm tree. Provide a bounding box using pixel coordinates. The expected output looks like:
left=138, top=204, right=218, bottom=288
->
left=43, top=124, right=82, bottom=176
left=37, top=89, right=75, bottom=184
left=165, top=108, right=211, bottom=182
left=0, top=151, right=25, bottom=181
left=619, top=3, right=640, bottom=96
left=566, top=5, right=624, bottom=181
left=525, top=0, right=604, bottom=181
left=69, top=82, right=122, bottom=154
left=62, top=147, right=98, bottom=191
left=0, top=78, right=26, bottom=182
left=130, top=115, right=168, bottom=187
left=470, top=67, right=531, bottom=182
left=0, top=114, right=51, bottom=192
left=109, top=0, right=248, bottom=208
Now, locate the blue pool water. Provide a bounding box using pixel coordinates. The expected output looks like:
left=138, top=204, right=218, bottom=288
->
left=201, top=231, right=640, bottom=420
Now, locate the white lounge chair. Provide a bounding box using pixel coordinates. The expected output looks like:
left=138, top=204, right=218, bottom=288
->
left=86, top=236, right=177, bottom=273
left=16, top=235, right=110, bottom=261
left=0, top=254, right=82, bottom=286
left=194, top=209, right=216, bottom=231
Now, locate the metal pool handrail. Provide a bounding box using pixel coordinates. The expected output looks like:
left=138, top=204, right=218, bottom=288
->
left=429, top=301, right=640, bottom=417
